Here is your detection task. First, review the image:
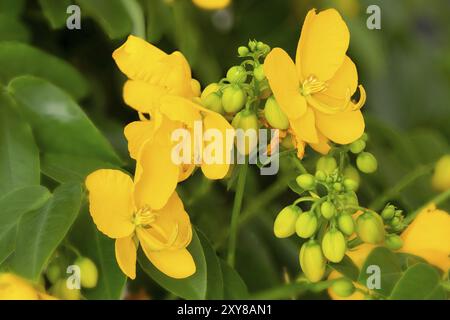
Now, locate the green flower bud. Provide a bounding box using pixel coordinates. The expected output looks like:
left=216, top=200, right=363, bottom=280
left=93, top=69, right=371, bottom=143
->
left=343, top=178, right=358, bottom=191
left=200, top=83, right=221, bottom=100
left=381, top=205, right=395, bottom=220
left=248, top=40, right=257, bottom=51
left=264, top=96, right=289, bottom=130
left=385, top=234, right=404, bottom=251
left=296, top=174, right=316, bottom=190
left=226, top=66, right=247, bottom=83
left=46, top=261, right=61, bottom=284
left=315, top=170, right=327, bottom=182
left=322, top=229, right=347, bottom=263
left=317, top=156, right=337, bottom=174
left=333, top=182, right=343, bottom=192
left=356, top=212, right=385, bottom=244
left=274, top=205, right=301, bottom=238
left=75, top=257, right=98, bottom=289
left=202, top=92, right=224, bottom=114
left=256, top=41, right=265, bottom=50
left=331, top=278, right=355, bottom=297
left=343, top=166, right=360, bottom=189
left=337, top=214, right=355, bottom=236
left=356, top=152, right=378, bottom=173
left=237, top=46, right=249, bottom=56
left=361, top=133, right=369, bottom=141
left=299, top=240, right=326, bottom=283
left=232, top=109, right=259, bottom=155
left=254, top=64, right=265, bottom=81
left=51, top=280, right=81, bottom=300
left=222, top=85, right=247, bottom=113
left=295, top=211, right=318, bottom=238
left=320, top=201, right=336, bottom=219
left=349, top=139, right=366, bottom=154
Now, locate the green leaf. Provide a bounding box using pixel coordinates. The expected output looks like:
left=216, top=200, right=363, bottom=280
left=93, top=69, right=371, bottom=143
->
left=38, top=0, right=72, bottom=29
left=197, top=230, right=223, bottom=299
left=0, top=186, right=51, bottom=266
left=0, top=14, right=30, bottom=42
left=8, top=76, right=122, bottom=183
left=138, top=229, right=207, bottom=300
left=0, top=0, right=26, bottom=16
left=220, top=260, right=249, bottom=300
left=0, top=42, right=88, bottom=100
left=358, top=247, right=403, bottom=297
left=329, top=255, right=360, bottom=282
left=390, top=263, right=446, bottom=300
left=69, top=205, right=127, bottom=299
left=145, top=0, right=171, bottom=43
left=75, top=0, right=133, bottom=39
left=11, top=183, right=83, bottom=281
left=120, top=0, right=145, bottom=39
left=0, top=93, right=40, bottom=195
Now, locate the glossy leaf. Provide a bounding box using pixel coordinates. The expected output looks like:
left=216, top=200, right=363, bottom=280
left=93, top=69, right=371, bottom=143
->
left=11, top=183, right=83, bottom=281
left=390, top=263, right=446, bottom=300
left=0, top=93, right=40, bottom=195
left=8, top=76, right=122, bottom=182
left=38, top=0, right=72, bottom=29
left=329, top=255, right=360, bottom=282
left=138, top=229, right=207, bottom=300
left=0, top=42, right=88, bottom=100
left=0, top=186, right=51, bottom=265
left=197, top=230, right=224, bottom=299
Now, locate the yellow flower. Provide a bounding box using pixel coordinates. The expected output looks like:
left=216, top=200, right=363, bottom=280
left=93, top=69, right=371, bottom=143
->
left=329, top=204, right=450, bottom=300
left=431, top=155, right=450, bottom=191
left=85, top=169, right=195, bottom=279
left=114, top=35, right=234, bottom=209
left=192, top=0, right=230, bottom=10
left=0, top=273, right=57, bottom=300
left=264, top=8, right=366, bottom=158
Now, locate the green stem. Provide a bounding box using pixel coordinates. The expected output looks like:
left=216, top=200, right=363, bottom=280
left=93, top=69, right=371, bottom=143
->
left=292, top=154, right=307, bottom=173
left=369, top=163, right=434, bottom=211
left=404, top=188, right=450, bottom=224
left=227, top=162, right=248, bottom=267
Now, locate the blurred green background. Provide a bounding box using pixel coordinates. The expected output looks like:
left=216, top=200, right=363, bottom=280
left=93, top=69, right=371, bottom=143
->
left=1, top=0, right=449, bottom=299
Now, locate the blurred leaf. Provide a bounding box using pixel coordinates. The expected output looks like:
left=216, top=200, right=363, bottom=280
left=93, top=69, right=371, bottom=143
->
left=0, top=0, right=26, bottom=16
left=197, top=229, right=223, bottom=299
left=220, top=259, right=249, bottom=299
left=145, top=0, right=171, bottom=43
left=120, top=0, right=145, bottom=38
left=329, top=255, right=359, bottom=282
left=38, top=0, right=72, bottom=29
left=8, top=76, right=122, bottom=183
left=138, top=229, right=207, bottom=299
left=0, top=42, right=89, bottom=100
left=69, top=205, right=127, bottom=299
left=358, top=247, right=403, bottom=297
left=389, top=263, right=446, bottom=300
left=0, top=93, right=40, bottom=195
left=0, top=186, right=51, bottom=266
left=0, top=14, right=30, bottom=42
left=75, top=0, right=133, bottom=39
left=11, top=183, right=82, bottom=281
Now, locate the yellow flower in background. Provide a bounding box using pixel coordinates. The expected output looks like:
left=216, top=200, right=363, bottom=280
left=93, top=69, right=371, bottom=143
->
left=0, top=273, right=56, bottom=300
left=264, top=8, right=366, bottom=158
left=114, top=35, right=234, bottom=209
left=85, top=169, right=195, bottom=279
left=431, top=155, right=450, bottom=191
left=192, top=0, right=230, bottom=10
left=329, top=204, right=450, bottom=300
left=400, top=204, right=450, bottom=271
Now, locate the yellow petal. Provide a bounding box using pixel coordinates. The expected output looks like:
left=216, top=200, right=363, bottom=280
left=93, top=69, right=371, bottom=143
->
left=401, top=205, right=450, bottom=271
left=85, top=170, right=135, bottom=239
left=112, top=35, right=167, bottom=82
left=179, top=164, right=196, bottom=182
left=315, top=108, right=364, bottom=144
left=192, top=0, right=230, bottom=10
left=143, top=248, right=196, bottom=279
left=115, top=236, right=137, bottom=279
left=154, top=192, right=193, bottom=248
left=314, top=56, right=358, bottom=108
left=309, top=131, right=331, bottom=154
left=297, top=9, right=349, bottom=82
left=134, top=124, right=180, bottom=210
left=290, top=107, right=318, bottom=143
left=160, top=96, right=202, bottom=128
left=123, top=80, right=169, bottom=114
left=124, top=117, right=162, bottom=159
left=264, top=48, right=307, bottom=119
left=0, top=273, right=40, bottom=300
left=200, top=111, right=234, bottom=179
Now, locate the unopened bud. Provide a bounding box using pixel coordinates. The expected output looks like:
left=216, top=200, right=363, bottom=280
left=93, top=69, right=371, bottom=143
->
left=320, top=201, right=336, bottom=219
left=237, top=46, right=249, bottom=56
left=356, top=212, right=385, bottom=244
left=222, top=85, right=247, bottom=113
left=322, top=229, right=347, bottom=263
left=232, top=109, right=259, bottom=155
left=317, top=156, right=337, bottom=174
left=296, top=174, right=316, bottom=190
left=385, top=234, right=403, bottom=250
left=299, top=240, right=326, bottom=283
left=264, top=96, right=289, bottom=130
left=254, top=64, right=265, bottom=81
left=75, top=257, right=98, bottom=289
left=202, top=92, right=224, bottom=114
left=349, top=139, right=366, bottom=154
left=357, top=152, right=378, bottom=173
left=315, top=170, right=326, bottom=182
left=226, top=66, right=247, bottom=83
left=274, top=205, right=301, bottom=238
left=343, top=178, right=358, bottom=192
left=337, top=214, right=355, bottom=236
left=50, top=280, right=81, bottom=300
left=381, top=205, right=395, bottom=220
left=331, top=278, right=355, bottom=297
left=295, top=211, right=318, bottom=238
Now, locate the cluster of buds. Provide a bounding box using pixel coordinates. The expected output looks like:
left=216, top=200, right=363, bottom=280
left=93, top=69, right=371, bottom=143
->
left=274, top=142, right=394, bottom=283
